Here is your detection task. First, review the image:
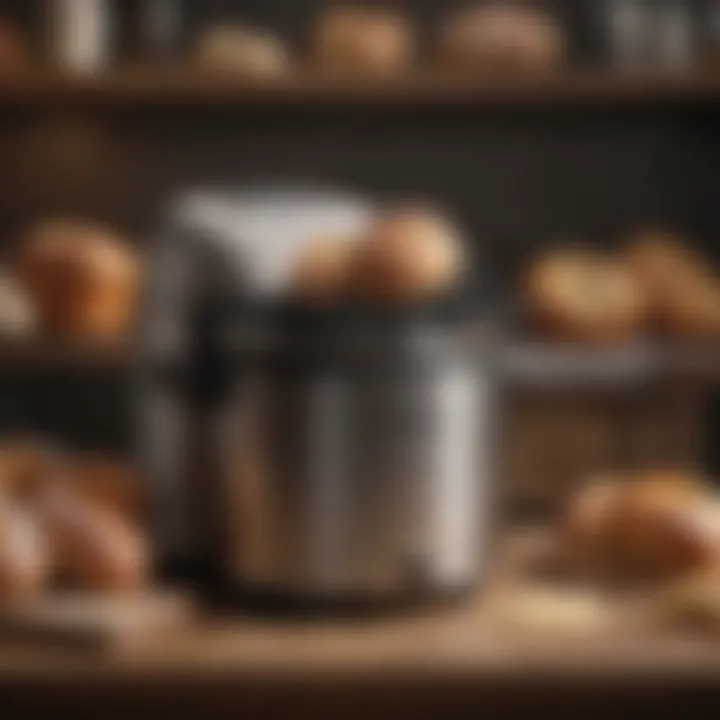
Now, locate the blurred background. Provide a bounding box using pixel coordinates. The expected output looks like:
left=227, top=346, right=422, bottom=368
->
left=0, top=0, right=716, bottom=457
left=0, top=0, right=718, bottom=668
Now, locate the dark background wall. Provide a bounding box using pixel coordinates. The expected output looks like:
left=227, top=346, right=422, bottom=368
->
left=1, top=105, right=717, bottom=273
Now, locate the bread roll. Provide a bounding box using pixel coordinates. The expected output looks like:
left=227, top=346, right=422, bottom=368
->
left=615, top=472, right=715, bottom=580
left=563, top=470, right=720, bottom=582
left=38, top=486, right=148, bottom=593
left=626, top=469, right=707, bottom=498
left=523, top=249, right=647, bottom=344
left=70, top=459, right=144, bottom=522
left=0, top=20, right=29, bottom=73
left=657, top=569, right=720, bottom=633
left=0, top=442, right=142, bottom=521
left=562, top=474, right=624, bottom=573
left=438, top=3, right=565, bottom=75
left=0, top=500, right=51, bottom=602
left=17, top=220, right=141, bottom=341
left=627, top=230, right=720, bottom=337
left=0, top=271, right=37, bottom=339
left=195, top=25, right=289, bottom=78
left=659, top=282, right=720, bottom=338
left=627, top=230, right=707, bottom=293
left=352, top=206, right=466, bottom=304
left=311, top=6, right=414, bottom=76
left=289, top=236, right=357, bottom=304
left=0, top=440, right=64, bottom=504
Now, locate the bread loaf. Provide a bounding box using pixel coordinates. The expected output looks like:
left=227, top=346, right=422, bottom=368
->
left=351, top=206, right=466, bottom=304
left=311, top=6, right=415, bottom=76
left=438, top=3, right=565, bottom=75
left=563, top=470, right=720, bottom=582
left=0, top=440, right=65, bottom=504
left=627, top=230, right=720, bottom=338
left=289, top=236, right=358, bottom=304
left=195, top=25, right=289, bottom=78
left=523, top=249, right=647, bottom=344
left=0, top=500, right=51, bottom=602
left=38, top=486, right=148, bottom=594
left=18, top=220, right=140, bottom=341
left=69, top=459, right=144, bottom=523
left=0, top=20, right=29, bottom=73
left=0, top=271, right=37, bottom=339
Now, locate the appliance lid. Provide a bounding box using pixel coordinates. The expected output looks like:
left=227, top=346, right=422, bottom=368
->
left=169, top=185, right=375, bottom=299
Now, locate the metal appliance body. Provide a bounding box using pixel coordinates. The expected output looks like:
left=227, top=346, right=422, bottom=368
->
left=214, top=317, right=493, bottom=605
left=141, top=189, right=493, bottom=609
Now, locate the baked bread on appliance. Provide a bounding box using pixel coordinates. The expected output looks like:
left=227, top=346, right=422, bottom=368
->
left=289, top=235, right=358, bottom=304
left=351, top=205, right=466, bottom=303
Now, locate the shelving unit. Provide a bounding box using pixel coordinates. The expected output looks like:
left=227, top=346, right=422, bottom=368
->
left=0, top=339, right=132, bottom=371
left=0, top=57, right=717, bottom=490
left=0, top=335, right=717, bottom=387
left=0, top=0, right=716, bottom=585
left=502, top=340, right=720, bottom=387
left=0, top=69, right=719, bottom=107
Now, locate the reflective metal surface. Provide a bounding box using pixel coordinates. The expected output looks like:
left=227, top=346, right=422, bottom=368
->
left=220, top=329, right=491, bottom=601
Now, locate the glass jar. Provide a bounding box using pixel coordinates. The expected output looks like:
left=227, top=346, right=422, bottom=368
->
left=606, top=0, right=650, bottom=73
left=45, top=0, right=113, bottom=75
left=605, top=0, right=696, bottom=74
left=703, top=0, right=720, bottom=70
left=136, top=0, right=184, bottom=63
left=653, top=0, right=695, bottom=73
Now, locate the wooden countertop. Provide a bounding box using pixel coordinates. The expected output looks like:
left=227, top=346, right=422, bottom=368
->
left=4, top=603, right=716, bottom=688
left=1, top=531, right=720, bottom=689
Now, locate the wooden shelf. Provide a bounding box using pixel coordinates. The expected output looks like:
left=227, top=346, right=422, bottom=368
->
left=1, top=69, right=720, bottom=108
left=0, top=339, right=132, bottom=371
left=502, top=341, right=662, bottom=388
left=0, top=337, right=716, bottom=384
left=503, top=340, right=720, bottom=389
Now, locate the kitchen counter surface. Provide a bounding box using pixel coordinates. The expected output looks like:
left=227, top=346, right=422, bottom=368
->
left=2, top=531, right=720, bottom=717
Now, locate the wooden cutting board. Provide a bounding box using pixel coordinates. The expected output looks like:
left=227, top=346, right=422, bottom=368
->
left=0, top=590, right=195, bottom=651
